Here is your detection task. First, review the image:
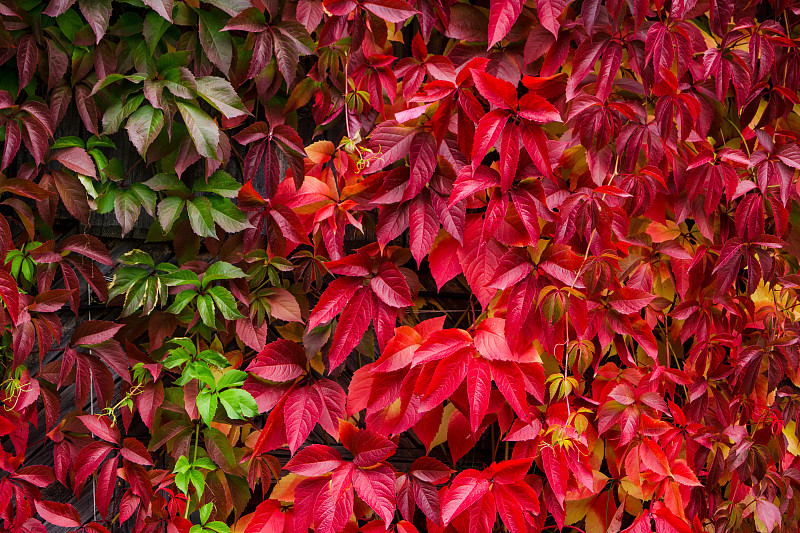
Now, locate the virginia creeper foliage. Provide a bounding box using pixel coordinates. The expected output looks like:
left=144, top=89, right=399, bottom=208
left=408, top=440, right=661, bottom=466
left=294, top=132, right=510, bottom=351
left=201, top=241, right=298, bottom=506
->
left=1, top=0, right=800, bottom=531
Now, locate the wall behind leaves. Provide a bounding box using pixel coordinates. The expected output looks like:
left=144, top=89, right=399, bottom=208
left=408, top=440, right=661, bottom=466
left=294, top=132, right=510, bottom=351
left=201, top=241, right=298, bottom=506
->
left=1, top=0, right=800, bottom=531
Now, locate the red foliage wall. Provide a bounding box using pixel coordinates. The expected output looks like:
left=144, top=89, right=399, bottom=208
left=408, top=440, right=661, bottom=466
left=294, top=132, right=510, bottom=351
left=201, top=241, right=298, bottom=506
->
left=1, top=0, right=800, bottom=531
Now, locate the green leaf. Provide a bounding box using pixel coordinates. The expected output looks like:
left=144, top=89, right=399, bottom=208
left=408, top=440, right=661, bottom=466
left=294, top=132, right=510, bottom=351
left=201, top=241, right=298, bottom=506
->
left=156, top=51, right=191, bottom=72
left=202, top=261, right=246, bottom=288
left=97, top=185, right=117, bottom=215
left=109, top=267, right=149, bottom=301
left=102, top=94, right=145, bottom=135
left=169, top=337, right=197, bottom=355
left=196, top=9, right=232, bottom=73
left=175, top=471, right=188, bottom=494
left=57, top=10, right=85, bottom=42
left=198, top=349, right=230, bottom=369
left=187, top=196, right=217, bottom=238
left=160, top=269, right=201, bottom=287
left=174, top=455, right=191, bottom=473
left=126, top=105, right=164, bottom=158
left=196, top=390, right=218, bottom=426
left=51, top=136, right=85, bottom=149
left=144, top=10, right=171, bottom=51
left=119, top=249, right=155, bottom=268
left=189, top=468, right=205, bottom=498
left=192, top=457, right=218, bottom=470
left=216, top=369, right=247, bottom=389
left=158, top=196, right=186, bottom=233
left=198, top=293, right=216, bottom=327
left=205, top=522, right=231, bottom=533
left=209, top=196, right=252, bottom=233
left=114, top=190, right=140, bottom=237
left=195, top=77, right=248, bottom=119
left=218, top=388, right=258, bottom=419
left=130, top=183, right=157, bottom=216
left=199, top=501, right=213, bottom=524
left=87, top=135, right=116, bottom=150
left=188, top=361, right=216, bottom=388
left=145, top=173, right=190, bottom=192
left=91, top=73, right=128, bottom=95
left=207, top=286, right=244, bottom=320
left=165, top=289, right=197, bottom=314
left=122, top=278, right=149, bottom=316
left=176, top=101, right=220, bottom=160
left=162, top=348, right=191, bottom=369
left=193, top=170, right=241, bottom=198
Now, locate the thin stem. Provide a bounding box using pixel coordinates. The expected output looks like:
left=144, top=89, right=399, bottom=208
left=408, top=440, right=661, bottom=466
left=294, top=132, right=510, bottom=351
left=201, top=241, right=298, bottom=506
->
left=184, top=422, right=201, bottom=519
left=344, top=51, right=352, bottom=141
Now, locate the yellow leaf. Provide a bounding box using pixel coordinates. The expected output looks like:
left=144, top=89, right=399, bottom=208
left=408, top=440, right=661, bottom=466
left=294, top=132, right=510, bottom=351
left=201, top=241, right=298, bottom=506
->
left=783, top=420, right=800, bottom=456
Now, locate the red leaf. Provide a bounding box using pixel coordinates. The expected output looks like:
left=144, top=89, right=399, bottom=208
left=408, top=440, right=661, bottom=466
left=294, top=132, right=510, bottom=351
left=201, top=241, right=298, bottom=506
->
left=13, top=465, right=55, bottom=487
left=340, top=420, right=397, bottom=467
left=370, top=262, right=413, bottom=308
left=410, top=456, right=453, bottom=484
left=362, top=0, right=418, bottom=23
left=494, top=484, right=528, bottom=533
left=541, top=446, right=568, bottom=505
left=284, top=384, right=322, bottom=454
left=488, top=0, right=525, bottom=48
left=52, top=146, right=97, bottom=178
left=409, top=193, right=439, bottom=267
left=440, top=470, right=490, bottom=525
left=328, top=287, right=374, bottom=370
left=248, top=339, right=307, bottom=382
left=0, top=270, right=20, bottom=326
left=489, top=360, right=530, bottom=421
left=608, top=287, right=656, bottom=314
left=71, top=320, right=124, bottom=346
left=134, top=381, right=163, bottom=430
left=472, top=110, right=510, bottom=165
left=35, top=500, right=81, bottom=527
left=429, top=230, right=463, bottom=290
left=467, top=358, right=491, bottom=434
left=412, top=479, right=442, bottom=524
left=353, top=465, right=396, bottom=526
left=406, top=131, right=437, bottom=201
left=755, top=499, right=781, bottom=532
left=17, top=34, right=38, bottom=95
left=308, top=276, right=362, bottom=330
left=285, top=444, right=344, bottom=476
left=78, top=415, right=120, bottom=443
left=246, top=499, right=286, bottom=533
left=670, top=460, right=702, bottom=486
left=535, top=0, right=567, bottom=37
left=313, top=379, right=346, bottom=439
left=60, top=234, right=114, bottom=265
left=51, top=169, right=89, bottom=223
left=499, top=123, right=520, bottom=193
left=120, top=437, right=152, bottom=466
left=75, top=441, right=116, bottom=484
left=473, top=70, right=518, bottom=110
